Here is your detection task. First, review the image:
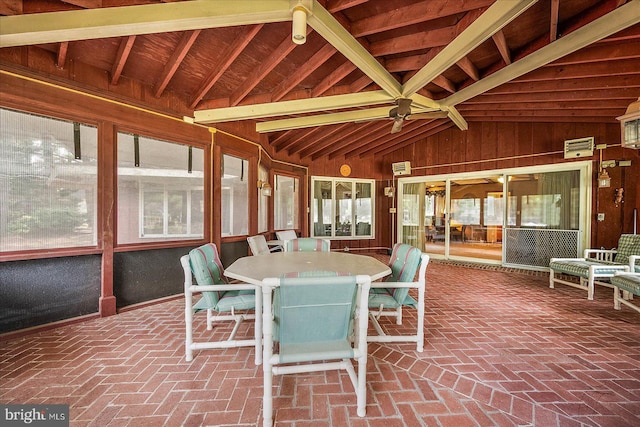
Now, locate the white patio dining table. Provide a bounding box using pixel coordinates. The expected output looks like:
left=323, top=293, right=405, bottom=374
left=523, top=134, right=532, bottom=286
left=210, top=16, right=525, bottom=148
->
left=224, top=251, right=391, bottom=364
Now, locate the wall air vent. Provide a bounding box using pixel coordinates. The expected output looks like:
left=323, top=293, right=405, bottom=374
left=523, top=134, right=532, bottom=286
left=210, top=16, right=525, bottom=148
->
left=392, top=161, right=411, bottom=176
left=564, top=137, right=594, bottom=159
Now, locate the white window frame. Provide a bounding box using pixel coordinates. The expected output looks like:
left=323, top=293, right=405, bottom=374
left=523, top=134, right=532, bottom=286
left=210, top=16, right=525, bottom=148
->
left=310, top=176, right=375, bottom=240
left=139, top=184, right=203, bottom=238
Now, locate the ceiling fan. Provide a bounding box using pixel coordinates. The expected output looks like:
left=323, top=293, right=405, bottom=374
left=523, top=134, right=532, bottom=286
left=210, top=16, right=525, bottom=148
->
left=388, top=98, right=448, bottom=133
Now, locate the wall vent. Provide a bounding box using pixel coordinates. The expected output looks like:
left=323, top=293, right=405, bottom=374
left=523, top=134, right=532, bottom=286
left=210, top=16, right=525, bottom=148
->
left=392, top=161, right=411, bottom=176
left=564, top=137, right=594, bottom=159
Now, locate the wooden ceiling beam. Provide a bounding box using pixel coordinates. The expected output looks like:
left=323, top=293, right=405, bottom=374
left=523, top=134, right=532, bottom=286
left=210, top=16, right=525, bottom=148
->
left=551, top=40, right=640, bottom=65
left=286, top=123, right=349, bottom=156
left=466, top=87, right=640, bottom=103
left=195, top=90, right=392, bottom=123
left=0, top=0, right=291, bottom=47
left=296, top=122, right=364, bottom=157
left=369, top=27, right=457, bottom=57
left=229, top=32, right=301, bottom=106
left=491, top=30, right=511, bottom=65
left=458, top=99, right=631, bottom=111
left=271, top=44, right=336, bottom=102
left=401, top=0, right=537, bottom=97
left=550, top=0, right=560, bottom=42
left=350, top=0, right=494, bottom=38
left=313, top=121, right=391, bottom=160
left=456, top=56, right=480, bottom=81
left=311, top=60, right=357, bottom=97
left=326, top=0, right=368, bottom=13
left=153, top=30, right=200, bottom=98
left=359, top=121, right=454, bottom=158
left=273, top=126, right=325, bottom=152
left=56, top=41, right=68, bottom=69
left=307, top=3, right=402, bottom=97
left=110, top=35, right=135, bottom=85
left=492, top=74, right=640, bottom=94
left=189, top=25, right=263, bottom=109
left=443, top=0, right=640, bottom=107
left=345, top=119, right=430, bottom=157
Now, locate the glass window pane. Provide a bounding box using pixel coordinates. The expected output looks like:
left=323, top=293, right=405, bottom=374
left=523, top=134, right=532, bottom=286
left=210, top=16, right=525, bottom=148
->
left=221, top=154, right=248, bottom=237
left=1, top=108, right=98, bottom=252
left=274, top=175, right=299, bottom=230
left=117, top=133, right=204, bottom=243
left=312, top=180, right=332, bottom=237
left=506, top=170, right=580, bottom=229
left=335, top=181, right=352, bottom=236
left=355, top=182, right=372, bottom=236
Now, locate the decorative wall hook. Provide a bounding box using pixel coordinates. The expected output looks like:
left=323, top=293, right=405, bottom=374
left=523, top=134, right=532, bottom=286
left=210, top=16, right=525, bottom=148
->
left=615, top=187, right=624, bottom=207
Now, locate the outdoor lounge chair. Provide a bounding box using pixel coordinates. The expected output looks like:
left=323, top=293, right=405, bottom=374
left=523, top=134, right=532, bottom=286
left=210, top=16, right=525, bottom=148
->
left=368, top=243, right=429, bottom=351
left=261, top=273, right=371, bottom=427
left=611, top=255, right=640, bottom=314
left=181, top=243, right=259, bottom=362
left=549, top=234, right=640, bottom=300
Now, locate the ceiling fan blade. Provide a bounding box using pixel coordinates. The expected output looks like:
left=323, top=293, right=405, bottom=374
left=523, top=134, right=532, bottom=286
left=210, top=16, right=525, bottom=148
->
left=407, top=111, right=449, bottom=120
left=391, top=118, right=403, bottom=133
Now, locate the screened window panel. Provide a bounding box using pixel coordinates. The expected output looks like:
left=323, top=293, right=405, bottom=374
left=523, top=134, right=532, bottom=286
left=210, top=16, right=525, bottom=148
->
left=258, top=165, right=268, bottom=233
left=117, top=132, right=204, bottom=243
left=0, top=108, right=97, bottom=252
left=221, top=154, right=248, bottom=237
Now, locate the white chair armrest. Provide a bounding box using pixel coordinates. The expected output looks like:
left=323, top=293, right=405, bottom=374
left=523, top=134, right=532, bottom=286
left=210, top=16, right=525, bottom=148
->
left=584, top=248, right=617, bottom=261
left=189, top=283, right=256, bottom=293
left=550, top=257, right=586, bottom=262
left=370, top=281, right=420, bottom=289
left=630, top=255, right=640, bottom=272
left=614, top=271, right=640, bottom=277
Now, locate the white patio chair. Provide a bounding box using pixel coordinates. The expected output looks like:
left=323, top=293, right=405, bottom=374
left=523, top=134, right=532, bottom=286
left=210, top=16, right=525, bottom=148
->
left=261, top=273, right=371, bottom=427
left=368, top=243, right=429, bottom=351
left=182, top=243, right=260, bottom=362
left=247, top=234, right=278, bottom=256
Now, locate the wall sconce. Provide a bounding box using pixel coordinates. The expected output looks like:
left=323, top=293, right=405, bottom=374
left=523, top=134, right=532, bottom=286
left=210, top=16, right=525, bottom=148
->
left=291, top=6, right=307, bottom=45
left=258, top=180, right=272, bottom=197
left=617, top=96, right=640, bottom=149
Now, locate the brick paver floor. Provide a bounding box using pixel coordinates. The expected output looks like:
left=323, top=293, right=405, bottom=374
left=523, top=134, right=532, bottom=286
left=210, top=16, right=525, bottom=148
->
left=1, top=258, right=639, bottom=426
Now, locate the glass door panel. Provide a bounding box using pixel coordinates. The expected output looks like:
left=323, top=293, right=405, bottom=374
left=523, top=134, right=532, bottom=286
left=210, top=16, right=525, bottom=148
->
left=504, top=170, right=581, bottom=267
left=402, top=181, right=446, bottom=256
left=449, top=176, right=503, bottom=261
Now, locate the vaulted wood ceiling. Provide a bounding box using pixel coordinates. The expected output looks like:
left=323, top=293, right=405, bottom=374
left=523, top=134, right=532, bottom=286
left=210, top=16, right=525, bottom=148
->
left=1, top=0, right=639, bottom=161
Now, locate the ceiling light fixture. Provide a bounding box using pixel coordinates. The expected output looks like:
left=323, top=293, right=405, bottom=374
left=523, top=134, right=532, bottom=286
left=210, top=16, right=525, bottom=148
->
left=291, top=6, right=307, bottom=45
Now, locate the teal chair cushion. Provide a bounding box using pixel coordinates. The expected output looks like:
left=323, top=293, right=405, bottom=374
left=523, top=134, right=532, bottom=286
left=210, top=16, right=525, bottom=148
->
left=189, top=243, right=254, bottom=312
left=613, top=234, right=640, bottom=266
left=610, top=275, right=640, bottom=296
left=275, top=274, right=358, bottom=363
left=285, top=238, right=330, bottom=252
left=549, top=259, right=623, bottom=278
left=370, top=243, right=421, bottom=309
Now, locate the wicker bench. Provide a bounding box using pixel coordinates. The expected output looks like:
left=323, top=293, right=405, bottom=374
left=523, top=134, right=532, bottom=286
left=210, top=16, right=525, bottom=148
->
left=549, top=234, right=640, bottom=300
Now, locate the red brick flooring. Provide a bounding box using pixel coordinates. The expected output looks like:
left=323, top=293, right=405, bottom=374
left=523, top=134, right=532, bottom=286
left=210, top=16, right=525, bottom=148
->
left=1, top=259, right=639, bottom=426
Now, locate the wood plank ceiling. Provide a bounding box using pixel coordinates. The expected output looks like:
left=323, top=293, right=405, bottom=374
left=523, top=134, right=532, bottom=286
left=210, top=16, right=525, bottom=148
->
left=1, top=0, right=639, bottom=162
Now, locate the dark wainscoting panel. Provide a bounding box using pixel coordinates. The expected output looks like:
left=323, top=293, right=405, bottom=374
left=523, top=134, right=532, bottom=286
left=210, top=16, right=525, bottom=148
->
left=0, top=255, right=101, bottom=333
left=114, top=246, right=196, bottom=308
left=220, top=240, right=249, bottom=267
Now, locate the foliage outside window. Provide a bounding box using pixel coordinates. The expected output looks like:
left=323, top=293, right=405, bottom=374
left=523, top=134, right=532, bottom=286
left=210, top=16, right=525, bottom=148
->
left=311, top=177, right=374, bottom=239
left=222, top=154, right=248, bottom=237
left=0, top=108, right=97, bottom=252
left=274, top=174, right=299, bottom=231
left=117, top=133, right=204, bottom=243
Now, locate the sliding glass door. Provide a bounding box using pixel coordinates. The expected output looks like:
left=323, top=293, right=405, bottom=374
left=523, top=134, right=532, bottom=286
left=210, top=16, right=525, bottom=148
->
left=397, top=162, right=591, bottom=268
